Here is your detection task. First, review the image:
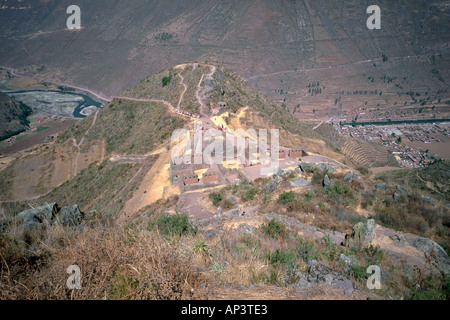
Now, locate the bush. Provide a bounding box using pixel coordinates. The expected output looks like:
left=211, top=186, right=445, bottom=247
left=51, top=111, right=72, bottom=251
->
left=261, top=219, right=287, bottom=239
left=210, top=191, right=224, bottom=206
left=364, top=244, right=384, bottom=265
left=267, top=249, right=296, bottom=266
left=351, top=265, right=367, bottom=281
left=278, top=191, right=296, bottom=204
left=243, top=187, right=258, bottom=201
left=152, top=213, right=197, bottom=236
left=162, top=73, right=172, bottom=87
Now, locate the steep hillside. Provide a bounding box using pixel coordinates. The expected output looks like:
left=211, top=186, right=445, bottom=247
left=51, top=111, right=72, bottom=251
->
left=0, top=62, right=449, bottom=301
left=0, top=62, right=342, bottom=214
left=0, top=92, right=32, bottom=141
left=0, top=0, right=448, bottom=103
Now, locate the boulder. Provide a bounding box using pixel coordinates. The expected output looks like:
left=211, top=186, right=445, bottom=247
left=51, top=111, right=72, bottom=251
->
left=16, top=203, right=84, bottom=231
left=275, top=167, right=284, bottom=176
left=338, top=254, right=358, bottom=273
left=294, top=260, right=354, bottom=293
left=54, top=205, right=83, bottom=227
left=421, top=196, right=435, bottom=206
left=344, top=219, right=376, bottom=247
left=344, top=171, right=355, bottom=183
left=413, top=237, right=448, bottom=258
left=203, top=229, right=217, bottom=238
left=17, top=203, right=58, bottom=231
left=376, top=183, right=387, bottom=191
left=323, top=175, right=331, bottom=188
left=317, top=163, right=336, bottom=173
left=227, top=195, right=238, bottom=203
left=396, top=185, right=408, bottom=196
left=393, top=192, right=401, bottom=202
left=282, top=170, right=292, bottom=178
left=298, top=162, right=309, bottom=172
left=290, top=177, right=311, bottom=188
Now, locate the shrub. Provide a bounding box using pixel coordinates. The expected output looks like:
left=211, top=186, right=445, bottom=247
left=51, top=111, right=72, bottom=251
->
left=267, top=249, right=296, bottom=266
left=243, top=187, right=258, bottom=201
left=261, top=219, right=287, bottom=239
left=278, top=191, right=296, bottom=204
left=162, top=73, right=172, bottom=87
left=210, top=191, right=224, bottom=206
left=152, top=213, right=197, bottom=236
left=364, top=244, right=384, bottom=265
left=351, top=265, right=367, bottom=281
left=296, top=238, right=318, bottom=262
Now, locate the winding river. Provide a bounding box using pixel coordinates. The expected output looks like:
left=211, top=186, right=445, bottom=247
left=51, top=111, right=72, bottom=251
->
left=4, top=89, right=103, bottom=118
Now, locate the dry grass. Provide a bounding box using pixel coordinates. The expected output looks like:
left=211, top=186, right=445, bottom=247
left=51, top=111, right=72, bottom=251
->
left=0, top=216, right=206, bottom=300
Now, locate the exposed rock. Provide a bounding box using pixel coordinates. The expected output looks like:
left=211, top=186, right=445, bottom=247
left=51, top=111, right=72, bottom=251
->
left=295, top=167, right=302, bottom=174
left=316, top=163, right=336, bottom=173
left=227, top=195, right=238, bottom=203
left=275, top=167, right=284, bottom=176
left=264, top=176, right=282, bottom=193
left=413, top=237, right=448, bottom=258
left=376, top=183, right=387, bottom=191
left=290, top=177, right=311, bottom=188
left=298, top=162, right=309, bottom=172
left=282, top=170, right=292, bottom=178
left=216, top=206, right=223, bottom=216
left=344, top=171, right=355, bottom=183
left=17, top=203, right=59, bottom=231
left=393, top=193, right=401, bottom=202
left=338, top=254, right=358, bottom=273
left=389, top=234, right=404, bottom=242
left=203, top=229, right=217, bottom=238
left=54, top=205, right=83, bottom=227
left=323, top=174, right=331, bottom=188
left=396, top=185, right=408, bottom=196
left=294, top=260, right=354, bottom=293
left=421, top=196, right=435, bottom=206
left=16, top=203, right=84, bottom=231
left=343, top=219, right=376, bottom=247
left=236, top=223, right=256, bottom=234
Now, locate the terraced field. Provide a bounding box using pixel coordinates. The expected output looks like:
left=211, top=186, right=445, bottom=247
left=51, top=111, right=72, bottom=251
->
left=341, top=137, right=392, bottom=168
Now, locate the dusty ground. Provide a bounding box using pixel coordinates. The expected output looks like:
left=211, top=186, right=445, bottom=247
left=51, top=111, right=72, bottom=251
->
left=210, top=283, right=383, bottom=300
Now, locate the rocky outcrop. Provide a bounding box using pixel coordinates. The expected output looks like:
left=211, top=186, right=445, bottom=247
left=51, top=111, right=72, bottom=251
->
left=396, top=185, right=408, bottom=196
left=342, top=219, right=376, bottom=248
left=376, top=183, right=387, bottom=191
left=16, top=203, right=84, bottom=231
left=17, top=203, right=59, bottom=231
left=323, top=174, right=331, bottom=188
left=294, top=260, right=354, bottom=295
left=299, top=162, right=336, bottom=173
left=344, top=171, right=355, bottom=184
left=54, top=205, right=84, bottom=227
left=290, top=177, right=311, bottom=188
left=413, top=237, right=448, bottom=258
left=338, top=254, right=358, bottom=273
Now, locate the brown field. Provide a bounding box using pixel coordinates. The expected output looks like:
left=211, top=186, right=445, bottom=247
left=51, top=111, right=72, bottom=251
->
left=0, top=118, right=78, bottom=155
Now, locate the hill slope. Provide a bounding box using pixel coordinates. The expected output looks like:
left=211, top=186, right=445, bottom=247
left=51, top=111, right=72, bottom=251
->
left=0, top=0, right=449, bottom=102
left=0, top=91, right=32, bottom=141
